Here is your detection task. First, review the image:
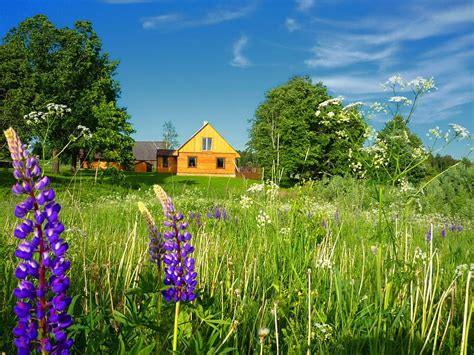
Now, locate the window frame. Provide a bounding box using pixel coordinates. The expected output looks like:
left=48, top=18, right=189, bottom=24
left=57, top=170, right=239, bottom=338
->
left=188, top=156, right=197, bottom=168
left=162, top=156, right=169, bottom=168
left=216, top=157, right=225, bottom=169
left=202, top=137, right=213, bottom=151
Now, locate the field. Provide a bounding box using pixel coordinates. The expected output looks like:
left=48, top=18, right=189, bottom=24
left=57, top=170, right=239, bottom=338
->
left=0, top=167, right=473, bottom=354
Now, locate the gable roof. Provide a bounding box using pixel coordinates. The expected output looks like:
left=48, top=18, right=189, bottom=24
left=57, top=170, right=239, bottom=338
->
left=133, top=141, right=165, bottom=161
left=177, top=121, right=239, bottom=155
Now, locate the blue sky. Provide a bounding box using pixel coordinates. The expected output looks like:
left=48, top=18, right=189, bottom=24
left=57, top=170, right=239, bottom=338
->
left=1, top=0, right=473, bottom=158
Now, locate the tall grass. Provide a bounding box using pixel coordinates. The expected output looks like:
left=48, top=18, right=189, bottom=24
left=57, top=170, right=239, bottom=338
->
left=0, top=170, right=472, bottom=354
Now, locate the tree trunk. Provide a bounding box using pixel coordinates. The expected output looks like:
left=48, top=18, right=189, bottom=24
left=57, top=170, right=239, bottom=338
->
left=71, top=153, right=77, bottom=173
left=52, top=148, right=60, bottom=174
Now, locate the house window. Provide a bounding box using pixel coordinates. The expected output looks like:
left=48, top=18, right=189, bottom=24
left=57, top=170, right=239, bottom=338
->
left=202, top=137, right=212, bottom=151
left=188, top=156, right=197, bottom=168
left=162, top=156, right=169, bottom=168
left=216, top=157, right=225, bottom=169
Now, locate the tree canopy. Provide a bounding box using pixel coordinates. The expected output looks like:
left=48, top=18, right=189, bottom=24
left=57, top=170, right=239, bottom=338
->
left=0, top=15, right=132, bottom=170
left=248, top=76, right=367, bottom=182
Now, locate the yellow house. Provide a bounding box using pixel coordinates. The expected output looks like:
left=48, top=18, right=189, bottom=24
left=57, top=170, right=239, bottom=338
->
left=157, top=121, right=240, bottom=177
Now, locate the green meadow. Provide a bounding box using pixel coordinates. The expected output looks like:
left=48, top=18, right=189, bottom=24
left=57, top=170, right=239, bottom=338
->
left=0, top=168, right=472, bottom=354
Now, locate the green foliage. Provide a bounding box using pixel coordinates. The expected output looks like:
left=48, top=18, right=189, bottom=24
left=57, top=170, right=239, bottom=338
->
left=0, top=15, right=126, bottom=168
left=89, top=101, right=135, bottom=168
left=162, top=120, right=179, bottom=149
left=373, top=115, right=428, bottom=183
left=0, top=170, right=472, bottom=353
left=248, top=76, right=367, bottom=182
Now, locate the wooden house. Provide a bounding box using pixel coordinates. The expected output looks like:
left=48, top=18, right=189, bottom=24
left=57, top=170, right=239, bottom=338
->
left=157, top=121, right=240, bottom=177
left=133, top=141, right=165, bottom=172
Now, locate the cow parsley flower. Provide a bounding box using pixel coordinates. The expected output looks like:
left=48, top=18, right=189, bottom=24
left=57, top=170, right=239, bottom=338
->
left=449, top=124, right=470, bottom=139
left=4, top=128, right=73, bottom=354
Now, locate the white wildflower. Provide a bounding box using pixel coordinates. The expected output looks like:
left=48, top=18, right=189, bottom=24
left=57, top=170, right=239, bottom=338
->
left=407, top=77, right=436, bottom=93
left=389, top=96, right=412, bottom=105
left=315, top=110, right=321, bottom=116
left=239, top=195, right=253, bottom=209
left=327, top=111, right=335, bottom=118
left=449, top=124, right=470, bottom=139
left=318, top=96, right=343, bottom=108
left=256, top=210, right=271, bottom=228
left=382, top=74, right=405, bottom=89
left=247, top=183, right=264, bottom=193
left=343, top=101, right=364, bottom=111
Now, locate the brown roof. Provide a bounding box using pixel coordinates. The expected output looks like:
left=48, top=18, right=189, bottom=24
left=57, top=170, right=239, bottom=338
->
left=133, top=141, right=165, bottom=161
left=157, top=149, right=178, bottom=157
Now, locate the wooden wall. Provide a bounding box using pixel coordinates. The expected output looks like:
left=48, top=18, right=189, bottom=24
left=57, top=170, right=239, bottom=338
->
left=180, top=124, right=240, bottom=155
left=177, top=152, right=238, bottom=176
left=134, top=161, right=153, bottom=173
left=157, top=156, right=178, bottom=174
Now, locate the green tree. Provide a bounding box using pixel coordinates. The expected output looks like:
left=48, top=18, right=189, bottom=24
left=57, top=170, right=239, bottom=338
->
left=375, top=115, right=428, bottom=182
left=88, top=101, right=135, bottom=169
left=0, top=15, right=123, bottom=172
left=248, top=76, right=367, bottom=182
left=162, top=121, right=179, bottom=149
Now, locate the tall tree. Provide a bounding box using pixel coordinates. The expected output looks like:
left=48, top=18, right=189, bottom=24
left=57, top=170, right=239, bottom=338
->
left=162, top=121, right=179, bottom=149
left=88, top=101, right=135, bottom=169
left=0, top=15, right=126, bottom=172
left=248, top=76, right=367, bottom=182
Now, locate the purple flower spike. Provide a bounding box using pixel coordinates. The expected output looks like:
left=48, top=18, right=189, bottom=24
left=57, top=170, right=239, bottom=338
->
left=4, top=127, right=73, bottom=354
left=153, top=185, right=197, bottom=302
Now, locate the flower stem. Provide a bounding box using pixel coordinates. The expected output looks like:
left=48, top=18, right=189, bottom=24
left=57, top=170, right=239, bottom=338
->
left=172, top=300, right=180, bottom=352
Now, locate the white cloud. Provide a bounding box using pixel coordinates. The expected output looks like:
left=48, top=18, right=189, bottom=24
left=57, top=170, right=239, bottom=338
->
left=141, top=4, right=255, bottom=30
left=142, top=14, right=182, bottom=29
left=285, top=18, right=300, bottom=32
left=230, top=35, right=251, bottom=68
left=296, top=0, right=315, bottom=11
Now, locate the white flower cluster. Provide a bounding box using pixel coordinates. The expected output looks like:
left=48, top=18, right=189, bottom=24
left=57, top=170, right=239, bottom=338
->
left=265, top=180, right=280, bottom=199
left=313, top=323, right=334, bottom=342
left=327, top=111, right=335, bottom=118
left=77, top=125, right=93, bottom=139
left=369, top=101, right=388, bottom=114
left=407, top=77, right=436, bottom=93
left=414, top=247, right=427, bottom=262
left=364, top=138, right=387, bottom=168
left=46, top=103, right=71, bottom=114
left=24, top=111, right=48, bottom=125
left=412, top=146, right=427, bottom=159
left=280, top=227, right=291, bottom=235
left=389, top=96, right=413, bottom=105
left=455, top=263, right=474, bottom=277
left=398, top=178, right=414, bottom=193
left=239, top=194, right=253, bottom=209
left=335, top=130, right=347, bottom=139
left=24, top=103, right=71, bottom=125
left=256, top=210, right=271, bottom=228
left=382, top=74, right=405, bottom=89
left=449, top=124, right=470, bottom=140
left=343, top=101, right=364, bottom=111
left=318, top=96, right=343, bottom=108
left=315, top=257, right=333, bottom=270
left=247, top=183, right=264, bottom=193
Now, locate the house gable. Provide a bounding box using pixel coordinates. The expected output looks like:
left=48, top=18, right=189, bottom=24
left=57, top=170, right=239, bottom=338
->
left=178, top=122, right=240, bottom=157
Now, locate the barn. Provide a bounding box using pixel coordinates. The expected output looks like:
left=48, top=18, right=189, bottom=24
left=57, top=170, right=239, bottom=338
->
left=133, top=141, right=165, bottom=172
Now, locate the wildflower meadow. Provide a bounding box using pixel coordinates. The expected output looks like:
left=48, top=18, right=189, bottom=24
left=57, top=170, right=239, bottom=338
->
left=0, top=128, right=472, bottom=353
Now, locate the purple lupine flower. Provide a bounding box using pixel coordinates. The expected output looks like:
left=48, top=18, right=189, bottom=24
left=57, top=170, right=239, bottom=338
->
left=457, top=224, right=463, bottom=232
left=137, top=202, right=164, bottom=270
left=4, top=128, right=73, bottom=354
left=154, top=185, right=197, bottom=302
left=426, top=228, right=432, bottom=242
left=450, top=224, right=456, bottom=232
left=207, top=207, right=229, bottom=221
left=441, top=226, right=446, bottom=238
